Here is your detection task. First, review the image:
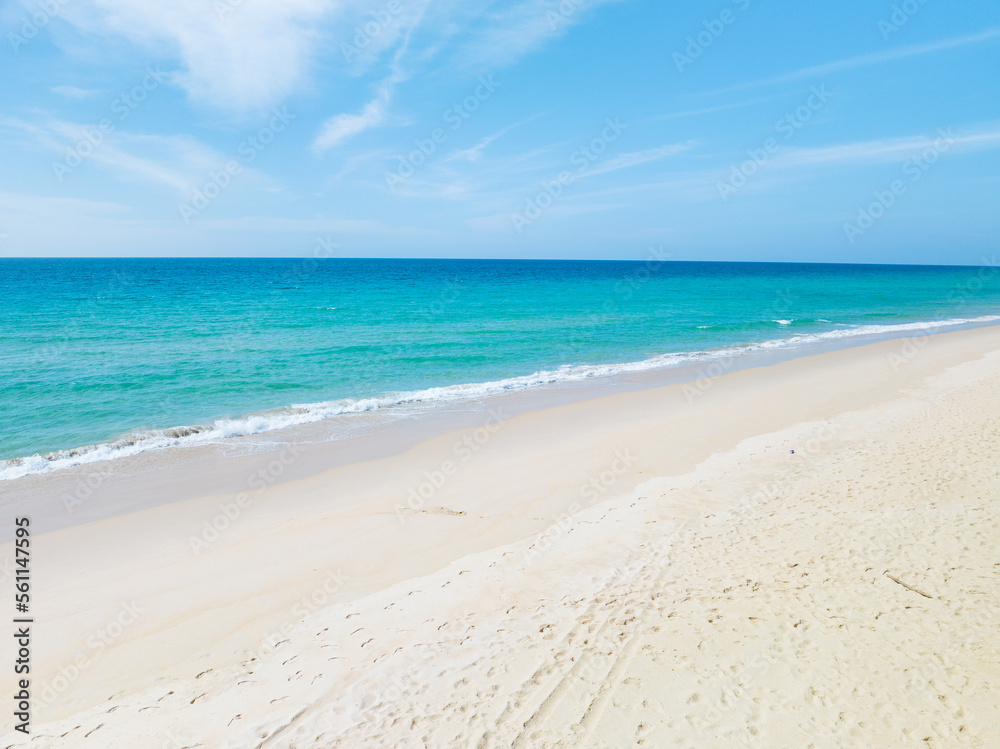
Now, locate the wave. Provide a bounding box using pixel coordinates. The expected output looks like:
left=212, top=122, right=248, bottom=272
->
left=3, top=313, right=998, bottom=481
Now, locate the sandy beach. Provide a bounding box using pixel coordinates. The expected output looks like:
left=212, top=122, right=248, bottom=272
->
left=2, top=324, right=999, bottom=748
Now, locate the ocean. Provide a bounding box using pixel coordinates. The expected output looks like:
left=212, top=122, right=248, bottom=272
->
left=2, top=257, right=998, bottom=480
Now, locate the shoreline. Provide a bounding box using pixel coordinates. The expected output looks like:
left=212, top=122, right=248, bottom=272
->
left=3, top=315, right=999, bottom=538
left=1, top=323, right=998, bottom=746
left=5, top=312, right=999, bottom=481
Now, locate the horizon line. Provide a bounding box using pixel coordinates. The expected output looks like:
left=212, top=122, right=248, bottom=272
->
left=1, top=257, right=995, bottom=269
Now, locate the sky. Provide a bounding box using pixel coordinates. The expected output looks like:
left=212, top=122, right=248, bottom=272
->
left=0, top=0, right=998, bottom=263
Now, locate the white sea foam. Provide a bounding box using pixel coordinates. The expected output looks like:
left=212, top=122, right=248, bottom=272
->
left=3, top=313, right=998, bottom=481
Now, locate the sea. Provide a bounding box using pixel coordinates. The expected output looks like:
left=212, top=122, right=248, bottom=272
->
left=2, top=257, right=998, bottom=480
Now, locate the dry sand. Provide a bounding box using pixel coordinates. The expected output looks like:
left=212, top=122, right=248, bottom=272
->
left=2, top=326, right=999, bottom=747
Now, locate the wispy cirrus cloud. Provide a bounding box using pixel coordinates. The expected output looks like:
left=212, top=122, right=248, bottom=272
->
left=1, top=115, right=249, bottom=192
left=576, top=142, right=697, bottom=180
left=551, top=126, right=1000, bottom=202
left=195, top=215, right=439, bottom=237
left=450, top=0, right=626, bottom=69
left=776, top=126, right=1000, bottom=168
left=88, top=133, right=235, bottom=192
left=651, top=94, right=786, bottom=122
left=467, top=201, right=622, bottom=232
left=310, top=7, right=424, bottom=153
left=50, top=86, right=101, bottom=99
left=443, top=114, right=542, bottom=162
left=311, top=0, right=625, bottom=151
left=44, top=0, right=628, bottom=138
left=311, top=88, right=391, bottom=153
left=0, top=190, right=128, bottom=218
left=706, top=27, right=1000, bottom=95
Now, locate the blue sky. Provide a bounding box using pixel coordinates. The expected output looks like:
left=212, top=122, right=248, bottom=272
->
left=0, top=0, right=998, bottom=262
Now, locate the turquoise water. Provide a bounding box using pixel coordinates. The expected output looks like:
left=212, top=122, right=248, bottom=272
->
left=2, top=258, right=998, bottom=478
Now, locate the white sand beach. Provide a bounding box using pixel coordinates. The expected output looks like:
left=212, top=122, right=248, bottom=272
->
left=2, top=325, right=999, bottom=748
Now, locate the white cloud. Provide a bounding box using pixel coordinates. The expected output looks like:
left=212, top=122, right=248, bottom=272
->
left=562, top=127, right=1000, bottom=203
left=380, top=175, right=476, bottom=200
left=467, top=202, right=620, bottom=231
left=93, top=134, right=232, bottom=192
left=48, top=0, right=627, bottom=122
left=444, top=114, right=541, bottom=162
left=778, top=127, right=1000, bottom=168
left=310, top=8, right=422, bottom=152
left=311, top=88, right=389, bottom=153
left=576, top=143, right=696, bottom=180
left=651, top=94, right=786, bottom=122
left=451, top=0, right=625, bottom=69
left=51, top=86, right=100, bottom=99
left=338, top=0, right=434, bottom=74
left=709, top=27, right=1000, bottom=95
left=3, top=115, right=251, bottom=192
left=196, top=215, right=438, bottom=236
left=60, top=0, right=334, bottom=111
left=0, top=190, right=128, bottom=217
left=310, top=0, right=625, bottom=150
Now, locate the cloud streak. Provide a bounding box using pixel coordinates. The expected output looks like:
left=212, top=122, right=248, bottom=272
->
left=311, top=89, right=390, bottom=153
left=2, top=115, right=247, bottom=192
left=777, top=127, right=1000, bottom=168
left=50, top=86, right=100, bottom=99
left=450, top=0, right=625, bottom=70
left=444, top=114, right=542, bottom=162
left=708, top=27, right=1000, bottom=95
left=577, top=142, right=696, bottom=180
